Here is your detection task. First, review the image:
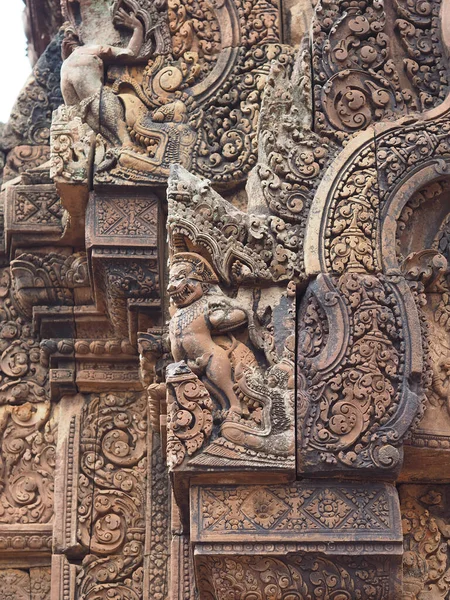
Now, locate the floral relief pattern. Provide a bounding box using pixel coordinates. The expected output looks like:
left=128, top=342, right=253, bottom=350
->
left=196, top=554, right=395, bottom=599
left=298, top=273, right=409, bottom=472
left=77, top=392, right=147, bottom=600
left=194, top=483, right=396, bottom=536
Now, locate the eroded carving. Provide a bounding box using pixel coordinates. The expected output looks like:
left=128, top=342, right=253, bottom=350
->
left=400, top=485, right=450, bottom=599
left=165, top=250, right=295, bottom=469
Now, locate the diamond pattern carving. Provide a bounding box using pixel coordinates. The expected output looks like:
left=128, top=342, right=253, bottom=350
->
left=303, top=489, right=353, bottom=528
left=15, top=191, right=63, bottom=224
left=240, top=489, right=290, bottom=529
left=191, top=483, right=400, bottom=542
left=97, top=197, right=157, bottom=238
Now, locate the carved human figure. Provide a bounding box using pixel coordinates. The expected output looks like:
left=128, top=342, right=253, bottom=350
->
left=60, top=7, right=143, bottom=147
left=433, top=358, right=450, bottom=415
left=168, top=253, right=250, bottom=415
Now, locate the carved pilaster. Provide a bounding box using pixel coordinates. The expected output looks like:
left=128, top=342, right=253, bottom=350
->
left=86, top=189, right=161, bottom=341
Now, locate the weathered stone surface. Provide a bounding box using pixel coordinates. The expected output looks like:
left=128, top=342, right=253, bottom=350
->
left=2, top=0, right=450, bottom=598
left=192, top=481, right=403, bottom=599
left=400, top=484, right=450, bottom=599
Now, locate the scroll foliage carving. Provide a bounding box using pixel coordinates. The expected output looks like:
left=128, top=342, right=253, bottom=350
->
left=0, top=263, right=60, bottom=528
left=0, top=402, right=56, bottom=524
left=94, top=255, right=159, bottom=337
left=312, top=0, right=449, bottom=142
left=166, top=363, right=214, bottom=469
left=147, top=435, right=169, bottom=600
left=77, top=392, right=147, bottom=600
left=377, top=119, right=450, bottom=198
left=196, top=554, right=396, bottom=599
left=0, top=267, right=48, bottom=405
left=3, top=146, right=51, bottom=183
left=298, top=272, right=419, bottom=473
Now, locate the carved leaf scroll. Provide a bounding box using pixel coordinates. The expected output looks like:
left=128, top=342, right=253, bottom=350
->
left=77, top=392, right=147, bottom=600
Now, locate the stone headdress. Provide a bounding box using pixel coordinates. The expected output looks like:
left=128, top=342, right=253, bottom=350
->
left=170, top=253, right=219, bottom=284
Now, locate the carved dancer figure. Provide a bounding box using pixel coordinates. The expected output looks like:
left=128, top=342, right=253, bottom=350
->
left=168, top=253, right=251, bottom=415
left=60, top=7, right=144, bottom=147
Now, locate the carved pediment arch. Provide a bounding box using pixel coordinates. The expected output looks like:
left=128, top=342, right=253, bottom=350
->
left=296, top=103, right=450, bottom=477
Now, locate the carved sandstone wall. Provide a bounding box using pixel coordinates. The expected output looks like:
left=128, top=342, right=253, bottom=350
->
left=0, top=0, right=449, bottom=598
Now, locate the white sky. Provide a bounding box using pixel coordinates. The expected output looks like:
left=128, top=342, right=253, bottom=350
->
left=0, top=2, right=32, bottom=123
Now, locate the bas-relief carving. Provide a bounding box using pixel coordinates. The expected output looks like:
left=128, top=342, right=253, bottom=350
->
left=52, top=392, right=164, bottom=600
left=158, top=13, right=447, bottom=590
left=52, top=0, right=288, bottom=193
left=0, top=401, right=57, bottom=525
left=0, top=263, right=59, bottom=559
left=196, top=554, right=400, bottom=600
left=400, top=485, right=450, bottom=600
left=1, top=33, right=63, bottom=152
left=76, top=392, right=148, bottom=600
left=192, top=482, right=402, bottom=600
left=297, top=272, right=418, bottom=475
left=395, top=182, right=450, bottom=453
left=2, top=146, right=51, bottom=184
left=295, top=75, right=450, bottom=478
left=311, top=0, right=449, bottom=143
left=0, top=567, right=51, bottom=600
left=86, top=189, right=160, bottom=339
left=164, top=49, right=432, bottom=479
left=5, top=0, right=450, bottom=599
left=191, top=482, right=401, bottom=540
left=146, top=433, right=170, bottom=600
left=164, top=249, right=295, bottom=471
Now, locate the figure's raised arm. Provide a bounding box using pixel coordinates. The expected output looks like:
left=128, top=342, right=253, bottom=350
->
left=108, top=7, right=144, bottom=58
